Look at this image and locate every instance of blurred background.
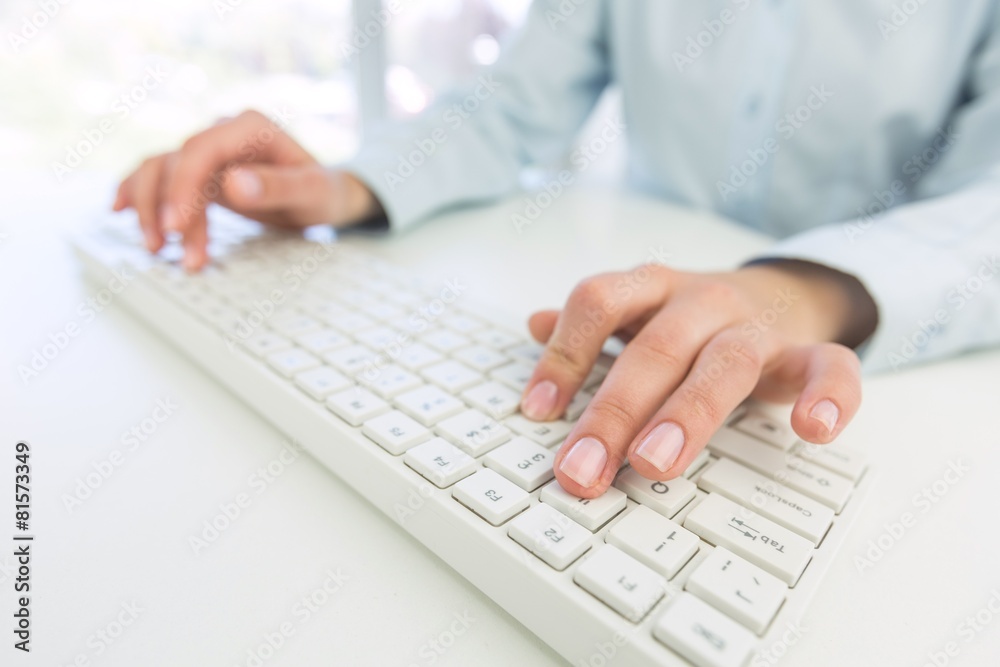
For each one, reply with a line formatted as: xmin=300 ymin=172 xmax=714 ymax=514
xmin=0 ymin=0 xmax=534 ymax=179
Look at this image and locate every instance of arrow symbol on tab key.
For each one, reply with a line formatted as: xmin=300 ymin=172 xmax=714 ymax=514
xmin=730 ymin=518 xmax=759 ymax=534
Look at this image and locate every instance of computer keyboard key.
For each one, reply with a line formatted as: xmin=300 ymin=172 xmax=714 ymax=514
xmin=483 ymin=436 xmax=555 ymax=491
xmin=395 ymin=343 xmax=444 ymax=371
xmin=683 ymin=493 xmax=812 ymax=586
xmin=295 ymin=328 xmax=351 ymax=354
xmin=327 ymin=311 xmax=376 ymax=334
xmin=461 ymin=381 xmax=522 ymax=419
xmin=615 ymin=468 xmax=697 ymax=519
xmin=564 ymin=390 xmax=592 ymax=422
xmin=573 ymin=545 xmax=666 ymax=623
xmin=359 ymin=364 xmax=423 ymax=399
xmin=697 ymin=458 xmax=833 ymax=545
xmin=489 ymin=361 xmax=535 ymax=392
xmin=606 ymin=506 xmax=699 ymax=579
xmin=508 ymin=503 xmax=592 ymax=570
xmin=324 ymin=344 xmax=382 ymax=376
xmin=293 ymin=366 xmax=353 ymax=400
xmin=734 ymin=412 xmax=799 ymax=451
xmin=420 ymin=360 xmax=483 ymax=393
xmin=793 ymin=441 xmax=868 ymax=482
xmin=326 ymin=387 xmax=390 ymax=426
xmin=683 ymin=449 xmax=712 ymax=479
xmin=653 ymin=592 xmax=757 ymax=667
xmin=421 ymin=328 xmax=472 ymax=353
xmin=354 ymin=325 xmax=404 ymax=350
xmin=266 ymin=348 xmax=321 ymax=377
xmin=453 ymin=469 xmax=530 ymax=526
xmin=268 ymin=314 xmax=323 ymax=337
xmin=241 ymin=331 xmax=293 ymax=357
xmin=473 ymin=328 xmax=521 ymax=350
xmin=362 ymin=410 xmax=431 ymax=456
xmin=404 ymin=437 xmax=478 ymax=488
xmin=504 ymin=414 xmax=572 ymax=448
xmin=685 ymin=547 xmax=787 ymax=635
xmin=707 ymin=427 xmax=853 ymax=512
xmin=441 ymin=313 xmax=485 ymax=334
xmin=434 ymin=409 xmax=512 ymax=457
xmin=506 ymin=342 xmax=544 ymax=363
xmin=394 ymin=384 xmax=465 ymax=426
xmin=452 ymin=345 xmax=510 ymax=373
xmin=539 ymin=480 xmax=626 ymax=532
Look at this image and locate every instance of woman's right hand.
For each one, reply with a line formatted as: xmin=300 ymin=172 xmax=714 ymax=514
xmin=113 ymin=109 xmax=381 ymax=271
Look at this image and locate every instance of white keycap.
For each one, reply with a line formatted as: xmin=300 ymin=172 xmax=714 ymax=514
xmin=508 ymin=503 xmax=592 ymax=570
xmin=354 ymin=325 xmax=403 ymax=350
xmin=539 ymin=480 xmax=626 ymax=531
xmin=653 ymin=592 xmax=757 ymax=667
xmin=565 ymin=391 xmax=592 ymax=421
xmin=461 ymin=381 xmax=522 ymax=419
xmin=573 ymin=545 xmax=666 ymax=622
xmin=422 ymin=328 xmax=472 ymax=353
xmin=707 ymin=428 xmax=853 ymax=512
xmin=326 ymin=387 xmax=390 ymax=426
xmin=473 ymin=328 xmax=522 ymax=349
xmin=793 ymin=441 xmax=868 ymax=482
xmin=453 ymin=345 xmax=510 ymax=372
xmin=683 ymin=449 xmax=712 ymax=479
xmin=327 ymin=311 xmax=376 ymax=333
xmin=504 ymin=415 xmax=572 ymax=448
xmin=441 ymin=313 xmax=484 ymax=334
xmin=241 ymin=331 xmax=292 ymax=357
xmin=404 ymin=437 xmax=478 ymax=488
xmin=266 ymin=348 xmax=320 ymax=377
xmin=453 ymin=469 xmax=530 ymax=526
xmin=361 ymin=301 xmax=404 ymax=321
xmin=362 ymin=410 xmax=431 ymax=456
xmin=606 ymin=506 xmax=700 ymax=579
xmin=697 ymin=458 xmax=834 ymax=545
xmin=293 ymin=366 xmax=353 ymax=400
xmin=324 ymin=344 xmax=382 ymax=376
xmin=685 ymin=547 xmax=787 ymax=635
xmin=735 ymin=411 xmax=799 ymax=451
xmin=420 ymin=360 xmax=483 ymax=393
xmin=489 ymin=361 xmax=535 ymax=392
xmin=507 ymin=342 xmax=544 ymax=362
xmin=295 ymin=328 xmax=350 ymax=354
xmin=394 ymin=384 xmax=465 ymax=426
xmin=359 ymin=364 xmax=423 ymax=399
xmin=483 ymin=436 xmax=555 ymax=491
xmin=683 ymin=493 xmax=813 ymax=586
xmin=434 ymin=409 xmax=512 ymax=457
xmin=395 ymin=342 xmax=444 ymax=371
xmin=269 ymin=314 xmax=323 ymax=337
xmin=615 ymin=468 xmax=697 ymax=519
xmin=582 ymin=363 xmax=610 ymax=390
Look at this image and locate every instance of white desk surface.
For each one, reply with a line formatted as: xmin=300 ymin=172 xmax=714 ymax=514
xmin=3 ymin=172 xmax=1000 ymax=666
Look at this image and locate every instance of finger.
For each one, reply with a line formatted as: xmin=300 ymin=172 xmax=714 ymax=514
xmin=181 ymin=211 xmax=209 ymax=272
xmin=552 ymin=289 xmax=738 ymax=497
xmin=527 ymin=310 xmax=560 ymax=343
xmin=218 ymin=164 xmax=339 ymax=225
xmin=162 ymin=109 xmax=306 ymax=234
xmin=627 ymin=327 xmax=764 ymax=480
xmin=113 ymin=178 xmax=130 ymax=211
xmin=130 ymin=156 xmax=168 ymax=253
xmin=763 ymin=343 xmax=862 ymax=443
xmin=520 ymin=265 xmax=677 ymax=422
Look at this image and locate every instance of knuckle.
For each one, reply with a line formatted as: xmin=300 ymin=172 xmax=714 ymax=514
xmin=570 ymin=276 xmax=613 ymax=312
xmin=238 ymin=108 xmax=266 ymax=123
xmin=692 ymin=280 xmax=742 ymax=308
xmin=681 ymin=380 xmax=725 ymax=426
xmin=723 ymin=338 xmax=762 ymax=373
xmin=541 ymin=340 xmax=592 ymax=377
xmin=585 ymin=396 xmax=640 ymax=433
xmin=631 ymin=330 xmax=688 ymax=371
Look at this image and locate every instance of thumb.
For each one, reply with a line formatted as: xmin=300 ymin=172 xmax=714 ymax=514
xmin=222 ymin=164 xmax=335 ymax=224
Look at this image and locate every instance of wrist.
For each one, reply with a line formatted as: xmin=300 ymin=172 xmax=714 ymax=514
xmin=327 ymin=171 xmax=385 ymax=227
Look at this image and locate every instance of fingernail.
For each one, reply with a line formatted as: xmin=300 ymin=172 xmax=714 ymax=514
xmin=233 ymin=168 xmax=262 ymax=199
xmin=558 ymin=437 xmax=607 ymax=489
xmin=809 ymin=399 xmax=839 ymax=435
xmin=634 ymin=421 xmax=685 ymax=473
xmin=521 ymin=380 xmax=558 ymax=420
xmin=161 ymin=204 xmax=181 ymax=233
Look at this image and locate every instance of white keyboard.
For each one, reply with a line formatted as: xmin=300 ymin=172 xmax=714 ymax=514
xmin=73 ymin=213 xmax=872 ymax=667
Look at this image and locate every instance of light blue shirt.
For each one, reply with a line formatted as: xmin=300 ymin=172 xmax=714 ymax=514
xmin=348 ymin=0 xmax=1000 ymax=373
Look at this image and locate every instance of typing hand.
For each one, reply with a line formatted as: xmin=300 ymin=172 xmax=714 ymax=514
xmin=519 ymin=261 xmax=876 ymax=498
xmin=113 ymin=109 xmax=380 ymax=271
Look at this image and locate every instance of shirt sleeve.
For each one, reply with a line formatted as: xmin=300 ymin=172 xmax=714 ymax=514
xmin=343 ymin=0 xmax=610 ymax=231
xmin=753 ymin=13 xmax=1000 ymax=374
